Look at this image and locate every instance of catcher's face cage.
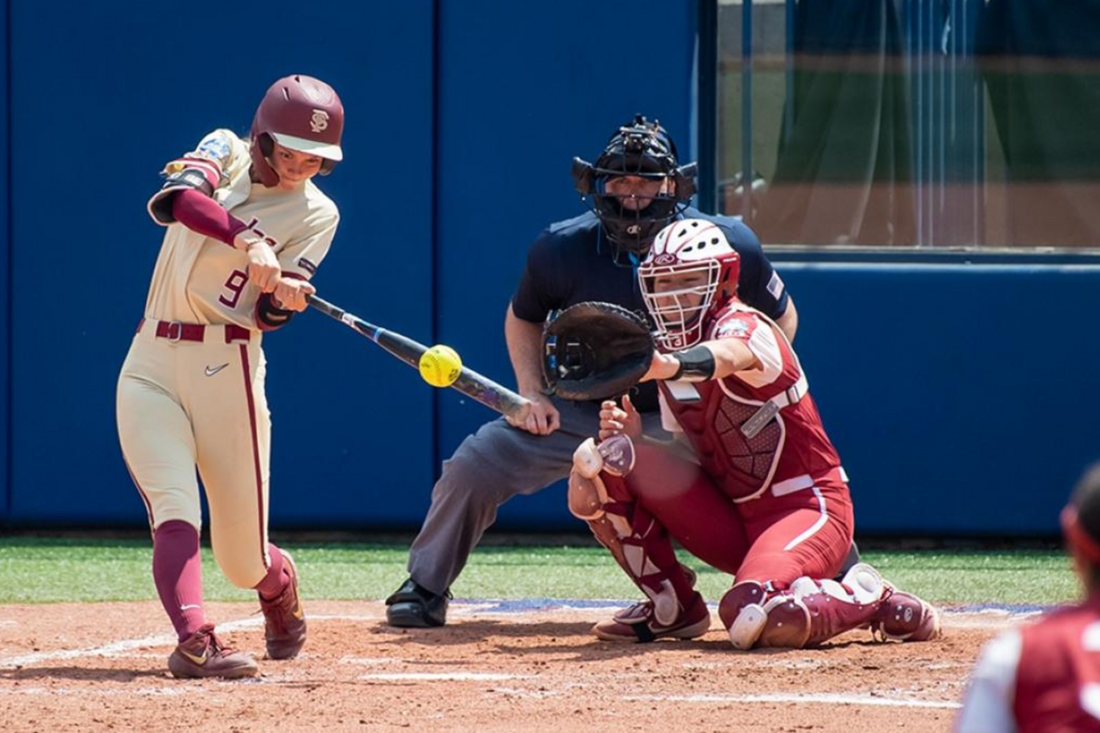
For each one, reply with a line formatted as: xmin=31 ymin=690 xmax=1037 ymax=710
xmin=639 ymin=260 xmax=721 ymax=350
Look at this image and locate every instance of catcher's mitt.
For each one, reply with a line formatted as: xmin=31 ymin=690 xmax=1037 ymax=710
xmin=542 ymin=301 xmax=655 ymax=401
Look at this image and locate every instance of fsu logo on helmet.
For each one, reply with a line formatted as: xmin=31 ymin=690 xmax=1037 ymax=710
xmin=310 ymin=109 xmax=330 ymax=133
xmin=652 ymin=253 xmax=678 ymax=266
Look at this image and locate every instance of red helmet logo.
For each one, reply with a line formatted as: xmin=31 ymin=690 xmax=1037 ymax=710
xmin=652 ymin=253 xmax=678 ymax=266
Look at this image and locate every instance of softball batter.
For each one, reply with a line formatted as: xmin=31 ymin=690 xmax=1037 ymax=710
xmin=117 ymin=75 xmax=343 ymax=678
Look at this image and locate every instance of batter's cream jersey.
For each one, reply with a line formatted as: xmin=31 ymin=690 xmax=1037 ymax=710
xmin=144 ymin=129 xmax=338 ymax=329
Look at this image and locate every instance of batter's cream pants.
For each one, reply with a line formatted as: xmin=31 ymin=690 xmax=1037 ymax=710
xmin=117 ymin=320 xmax=272 ymax=589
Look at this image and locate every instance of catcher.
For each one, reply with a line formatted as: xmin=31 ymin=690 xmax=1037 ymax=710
xmin=558 ymin=218 xmax=941 ymax=648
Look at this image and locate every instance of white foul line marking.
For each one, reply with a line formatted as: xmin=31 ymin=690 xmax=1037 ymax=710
xmin=626 ymin=692 xmax=961 ymax=709
xmin=361 ymin=673 xmax=535 ymax=682
xmin=0 ymin=613 xmax=380 ymax=669
xmin=0 ymin=632 xmax=177 ymax=668
xmin=0 ymin=605 xmax=1021 ymax=673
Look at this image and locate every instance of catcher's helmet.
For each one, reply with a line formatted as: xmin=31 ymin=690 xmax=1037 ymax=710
xmin=638 ymin=219 xmax=740 ymax=350
xmin=250 ymin=74 xmax=344 ymax=187
xmin=572 ymin=115 xmax=697 ymax=255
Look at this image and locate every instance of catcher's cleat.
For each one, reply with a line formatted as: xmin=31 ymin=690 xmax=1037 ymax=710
xmin=260 ymin=551 xmax=307 ymax=660
xmin=385 ymin=578 xmax=451 ymax=628
xmin=594 ymin=592 xmax=711 ymax=643
xmin=168 ymin=624 xmax=259 ymax=679
xmin=871 ymin=590 xmax=942 ymax=642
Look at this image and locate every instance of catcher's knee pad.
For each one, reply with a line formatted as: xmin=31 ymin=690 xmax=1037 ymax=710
xmin=718 ymin=581 xmax=769 ymax=650
xmin=597 ymin=434 xmax=636 ymax=477
xmin=572 ymin=435 xmax=636 ymax=480
xmin=569 ymin=436 xmax=636 ymax=523
xmin=568 ymin=469 xmax=609 ymax=521
xmin=572 ymin=437 xmax=604 ymax=480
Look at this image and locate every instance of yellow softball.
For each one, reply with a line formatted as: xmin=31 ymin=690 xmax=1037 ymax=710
xmin=419 ymin=345 xmax=462 ymax=388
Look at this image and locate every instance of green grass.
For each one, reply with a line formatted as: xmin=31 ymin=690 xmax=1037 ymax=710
xmin=0 ymin=537 xmax=1079 ymax=606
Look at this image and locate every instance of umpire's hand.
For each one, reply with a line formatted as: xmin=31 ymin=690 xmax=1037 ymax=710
xmin=507 ymin=391 xmax=561 ymax=436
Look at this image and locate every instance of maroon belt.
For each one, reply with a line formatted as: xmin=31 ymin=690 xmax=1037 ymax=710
xmin=138 ymin=318 xmax=251 ymax=344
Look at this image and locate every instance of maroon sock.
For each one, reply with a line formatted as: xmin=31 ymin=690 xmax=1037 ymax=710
xmin=254 ymin=543 xmax=288 ymax=601
xmin=152 ymin=520 xmax=205 ymax=643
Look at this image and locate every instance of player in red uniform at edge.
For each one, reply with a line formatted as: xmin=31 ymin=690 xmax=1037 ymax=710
xmin=568 ymin=218 xmax=941 ymax=648
xmin=956 ymin=463 xmax=1100 ymax=733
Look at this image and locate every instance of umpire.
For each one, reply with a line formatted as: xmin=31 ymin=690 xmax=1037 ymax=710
xmin=385 ymin=115 xmax=799 ymax=627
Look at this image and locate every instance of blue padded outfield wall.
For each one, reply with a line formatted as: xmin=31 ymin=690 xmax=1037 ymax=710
xmin=0 ymin=0 xmax=1096 ymax=535
xmin=0 ymin=0 xmax=8 ymax=524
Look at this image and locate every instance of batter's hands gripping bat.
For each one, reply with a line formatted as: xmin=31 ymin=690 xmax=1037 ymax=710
xmin=306 ymin=294 xmax=532 ymax=423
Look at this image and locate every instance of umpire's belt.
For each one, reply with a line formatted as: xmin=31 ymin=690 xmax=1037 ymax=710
xmin=740 ymin=373 xmax=809 ymax=439
xmin=138 ymin=318 xmax=251 ymax=344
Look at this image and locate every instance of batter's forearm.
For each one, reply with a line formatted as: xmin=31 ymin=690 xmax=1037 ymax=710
xmin=505 ymin=304 xmax=548 ymax=395
xmin=171 ymin=189 xmax=250 ymax=246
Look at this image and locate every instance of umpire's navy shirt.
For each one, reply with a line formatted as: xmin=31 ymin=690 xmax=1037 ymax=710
xmin=512 ymin=208 xmax=789 ymax=411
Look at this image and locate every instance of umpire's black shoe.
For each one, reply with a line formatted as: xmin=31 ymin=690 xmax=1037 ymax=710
xmin=385 ymin=578 xmax=451 ymax=628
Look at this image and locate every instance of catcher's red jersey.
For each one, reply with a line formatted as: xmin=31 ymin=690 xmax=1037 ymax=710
xmin=658 ymin=302 xmax=842 ymax=502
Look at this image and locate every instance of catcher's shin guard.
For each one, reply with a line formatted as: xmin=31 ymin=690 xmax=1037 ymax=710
xmin=755 ymin=563 xmax=888 ymax=649
xmin=718 ymin=581 xmax=769 ymax=650
xmin=871 ymin=590 xmax=941 ymax=642
xmin=571 ymin=437 xmax=696 ymax=627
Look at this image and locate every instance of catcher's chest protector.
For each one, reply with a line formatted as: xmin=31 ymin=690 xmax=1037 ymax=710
xmin=661 ymin=380 xmax=784 ymax=502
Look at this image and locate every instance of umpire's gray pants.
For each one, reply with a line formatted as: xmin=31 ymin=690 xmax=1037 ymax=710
xmin=407 ymin=398 xmax=665 ymax=595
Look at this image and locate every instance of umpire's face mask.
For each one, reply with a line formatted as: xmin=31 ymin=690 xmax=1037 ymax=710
xmin=603 ymin=175 xmax=675 ymax=212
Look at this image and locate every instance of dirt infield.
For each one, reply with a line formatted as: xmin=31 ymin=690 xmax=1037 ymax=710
xmin=0 ymin=599 xmax=1015 ymax=733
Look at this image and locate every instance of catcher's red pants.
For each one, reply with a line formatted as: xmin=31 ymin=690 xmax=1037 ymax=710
xmin=603 ymin=442 xmax=853 ymax=592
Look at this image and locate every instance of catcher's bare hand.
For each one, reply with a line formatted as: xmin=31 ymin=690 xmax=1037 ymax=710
xmin=599 ymin=394 xmax=642 ymax=441
xmin=508 ymin=391 xmax=561 ymax=436
xmin=273 ymin=278 xmax=316 ymax=312
xmin=244 ymin=241 xmax=281 ymax=293
xmin=640 ymin=350 xmax=680 ymax=382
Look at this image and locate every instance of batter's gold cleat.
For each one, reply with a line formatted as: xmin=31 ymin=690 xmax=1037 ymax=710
xmin=167 ymin=625 xmax=258 ymax=679
xmin=260 ymin=551 xmax=307 ymax=660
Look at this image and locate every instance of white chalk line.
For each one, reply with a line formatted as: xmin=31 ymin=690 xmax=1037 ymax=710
xmin=361 ymin=672 xmax=535 ymax=681
xmin=0 ymin=613 xmax=380 ymax=669
xmin=624 ymin=692 xmax=962 ymax=709
xmin=0 ymin=605 xmax=1010 ymax=672
xmin=0 ymin=608 xmax=969 ymax=712
xmin=0 ymin=685 xmax=190 ymax=697
xmin=339 ymin=656 xmax=400 ymax=666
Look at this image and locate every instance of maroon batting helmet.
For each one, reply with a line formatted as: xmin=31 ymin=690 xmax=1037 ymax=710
xmin=250 ymin=74 xmax=344 ymax=187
